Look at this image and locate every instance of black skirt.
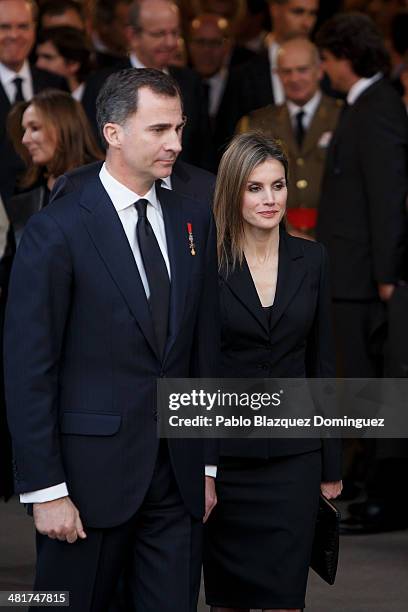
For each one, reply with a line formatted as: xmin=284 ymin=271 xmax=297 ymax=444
xmin=203 ymin=450 xmax=321 ymax=609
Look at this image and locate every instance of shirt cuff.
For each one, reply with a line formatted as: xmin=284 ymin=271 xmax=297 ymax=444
xmin=20 ymin=482 xmax=69 ymax=504
xmin=205 ymin=465 xmax=217 ymax=478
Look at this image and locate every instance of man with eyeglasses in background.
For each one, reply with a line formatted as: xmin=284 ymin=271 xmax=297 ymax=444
xmin=187 ymin=13 xmax=236 ymax=163
xmin=82 ymin=0 xmax=213 ymax=170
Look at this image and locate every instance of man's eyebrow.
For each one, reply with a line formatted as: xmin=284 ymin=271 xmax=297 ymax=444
xmin=148 ymin=122 xmax=172 ymax=129
xmin=147 ymin=120 xmax=186 ymax=129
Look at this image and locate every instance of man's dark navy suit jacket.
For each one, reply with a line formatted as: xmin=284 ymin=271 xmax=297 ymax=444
xmin=4 ymin=165 xmax=219 ymax=528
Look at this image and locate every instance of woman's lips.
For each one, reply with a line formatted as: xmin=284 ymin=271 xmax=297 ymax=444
xmin=258 ymin=210 xmax=279 ymax=217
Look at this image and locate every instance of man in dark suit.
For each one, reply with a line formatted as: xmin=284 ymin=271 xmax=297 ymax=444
xmin=187 ymin=13 xmax=255 ymax=164
xmin=82 ymin=0 xmax=213 ymax=170
xmin=216 ymin=0 xmax=320 ymax=148
xmin=5 ymin=68 xmax=219 ymax=610
xmin=89 ymin=0 xmax=133 ymax=69
xmin=0 ymin=0 xmax=68 ymax=205
xmin=0 ymin=0 xmax=67 ymax=502
xmin=316 ymin=13 xmax=408 ymax=532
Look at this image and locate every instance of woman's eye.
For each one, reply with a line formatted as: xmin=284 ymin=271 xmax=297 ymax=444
xmin=248 ymin=185 xmax=261 ymax=192
xmin=273 ymin=182 xmax=286 ymax=191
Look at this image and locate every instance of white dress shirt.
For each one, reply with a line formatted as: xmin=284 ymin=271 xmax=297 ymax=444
xmin=129 ymin=53 xmax=146 ymax=69
xmin=347 ymin=72 xmax=382 ymax=105
xmin=0 ymin=194 xmax=10 ymax=258
xmin=205 ymin=67 xmax=228 ymax=118
xmin=267 ymin=41 xmax=285 ymax=105
xmin=129 ymin=53 xmax=169 ymax=75
xmin=0 ymin=60 xmax=33 ymax=103
xmin=100 ymin=163 xmax=171 ymax=294
xmin=20 ymin=164 xmax=215 ymax=503
xmin=286 ymin=90 xmax=322 ymax=132
xmin=71 ymin=82 xmax=85 ymax=102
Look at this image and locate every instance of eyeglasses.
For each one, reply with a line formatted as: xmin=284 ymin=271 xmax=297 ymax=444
xmin=140 ymin=28 xmax=181 ymax=41
xmin=190 ymin=38 xmax=226 ymax=49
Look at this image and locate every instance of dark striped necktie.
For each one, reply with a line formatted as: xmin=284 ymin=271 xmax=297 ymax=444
xmin=135 ymin=198 xmax=170 ymax=358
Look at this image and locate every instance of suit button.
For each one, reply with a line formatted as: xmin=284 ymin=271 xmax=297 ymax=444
xmin=159 ymin=372 xmax=166 ymax=378
xmin=153 ymin=409 xmax=158 ymax=422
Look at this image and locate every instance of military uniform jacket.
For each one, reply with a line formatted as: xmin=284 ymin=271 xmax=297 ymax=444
xmin=239 ymin=94 xmax=342 ymax=212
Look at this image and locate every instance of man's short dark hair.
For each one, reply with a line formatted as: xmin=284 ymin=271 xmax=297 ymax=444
xmin=96 ymin=68 xmax=182 ymax=146
xmin=40 ymin=0 xmax=84 ymax=22
xmin=37 ymin=26 xmax=92 ymax=82
xmin=315 ymin=12 xmax=390 ymax=78
xmin=93 ymin=0 xmax=133 ymax=26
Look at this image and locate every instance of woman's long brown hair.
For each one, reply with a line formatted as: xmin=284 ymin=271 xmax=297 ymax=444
xmin=214 ymin=131 xmax=289 ymax=272
xmin=7 ymin=88 xmax=103 ymax=189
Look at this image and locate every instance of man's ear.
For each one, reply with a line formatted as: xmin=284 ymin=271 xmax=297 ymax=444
xmin=66 ymin=60 xmax=81 ymax=78
xmin=103 ymin=122 xmax=123 ymax=148
xmin=125 ymin=24 xmax=137 ymax=49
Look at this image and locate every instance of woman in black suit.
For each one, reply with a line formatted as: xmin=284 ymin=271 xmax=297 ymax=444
xmin=204 ymin=133 xmax=342 ymax=612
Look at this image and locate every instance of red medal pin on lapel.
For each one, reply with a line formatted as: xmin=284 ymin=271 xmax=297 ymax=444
xmin=187 ymin=222 xmax=196 ymax=256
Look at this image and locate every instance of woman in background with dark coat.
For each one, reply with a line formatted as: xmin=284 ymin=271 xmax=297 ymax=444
xmin=204 ymin=132 xmax=342 ymax=612
xmin=6 ymin=88 xmax=102 ymax=244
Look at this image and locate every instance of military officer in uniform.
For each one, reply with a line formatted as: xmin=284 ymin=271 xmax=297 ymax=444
xmin=237 ymin=37 xmax=341 ymax=239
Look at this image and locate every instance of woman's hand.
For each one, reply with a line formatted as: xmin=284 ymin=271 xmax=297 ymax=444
xmin=320 ymin=480 xmax=343 ymax=499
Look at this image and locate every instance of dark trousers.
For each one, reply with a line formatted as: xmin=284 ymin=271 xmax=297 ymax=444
xmin=331 ymin=300 xmax=408 ymax=504
xmin=332 ymin=301 xmax=386 ymax=487
xmin=32 ymin=444 xmax=202 ymax=612
xmin=332 ymin=300 xmax=386 ymax=378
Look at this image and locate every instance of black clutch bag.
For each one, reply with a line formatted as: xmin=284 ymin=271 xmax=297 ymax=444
xmin=310 ymin=495 xmax=341 ymax=585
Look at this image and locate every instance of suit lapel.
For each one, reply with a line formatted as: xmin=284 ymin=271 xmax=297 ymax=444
xmin=0 ymin=82 xmax=11 ymax=116
xmin=223 ymin=229 xmax=307 ymax=336
xmin=0 ymin=83 xmax=11 ymax=132
xmin=157 ymin=184 xmax=192 ymax=360
xmin=79 ymin=174 xmax=160 ymax=359
xmin=171 ymin=161 xmax=190 ymax=196
xmin=278 ymin=105 xmax=299 ymax=153
xmin=222 ymin=256 xmax=270 ymax=336
xmin=268 ymin=229 xmax=306 ymax=333
xmin=301 ymin=99 xmax=327 ymax=155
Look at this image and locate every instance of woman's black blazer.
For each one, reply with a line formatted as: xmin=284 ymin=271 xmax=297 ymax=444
xmin=218 ymin=228 xmax=342 ymax=481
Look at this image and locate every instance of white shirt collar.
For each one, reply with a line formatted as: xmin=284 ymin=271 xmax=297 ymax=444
xmin=71 ymin=82 xmax=85 ymax=102
xmin=347 ymin=72 xmax=382 ymax=105
xmin=161 ymin=175 xmax=172 ymax=190
xmin=91 ymin=33 xmax=110 ymax=54
xmin=0 ymin=59 xmax=31 ymax=86
xmin=205 ymin=67 xmax=228 ymax=116
xmin=99 ymin=162 xmax=161 ymax=212
xmin=206 ymin=66 xmax=228 ymax=87
xmin=267 ymin=40 xmax=280 ymax=69
xmin=286 ymin=90 xmax=322 ymax=121
xmin=129 ymin=53 xmax=146 ymax=69
xmin=266 ymin=40 xmax=285 ymax=105
xmin=129 ymin=52 xmax=169 ymax=74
